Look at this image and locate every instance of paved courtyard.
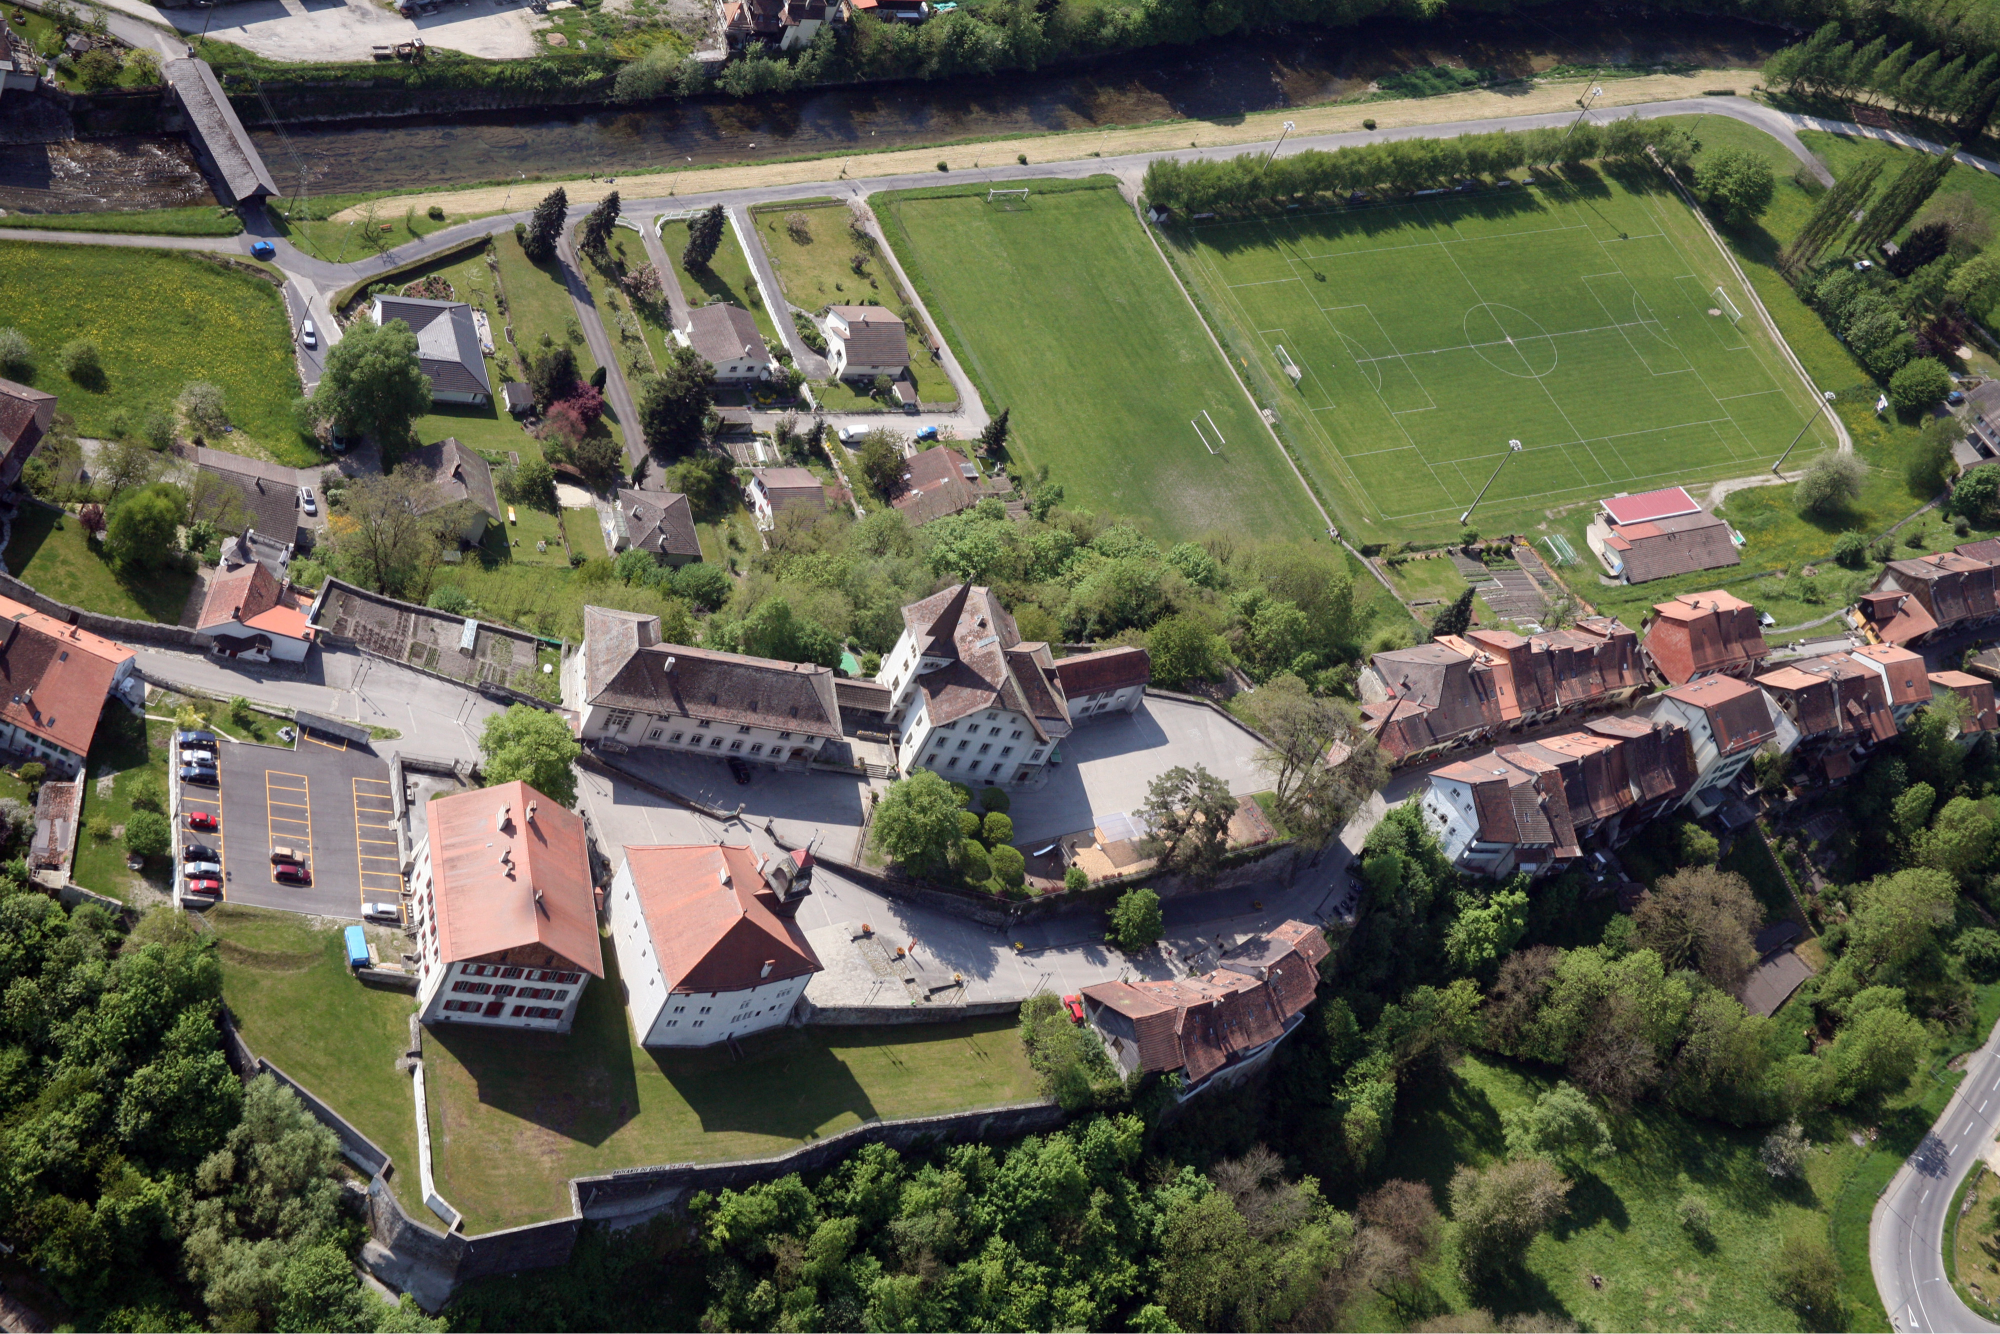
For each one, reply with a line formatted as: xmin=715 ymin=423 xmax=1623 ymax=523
xmin=214 ymin=735 xmax=397 ymax=920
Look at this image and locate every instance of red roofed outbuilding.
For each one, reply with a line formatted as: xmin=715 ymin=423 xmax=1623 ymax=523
xmin=412 ymin=781 xmax=602 ymax=1033
xmin=607 ymin=843 xmax=822 ymax=1047
xmin=1053 ymin=646 xmax=1151 ymax=722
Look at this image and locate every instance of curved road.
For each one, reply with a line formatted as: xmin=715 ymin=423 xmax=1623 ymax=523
xmin=1874 ymin=1023 xmax=2000 ymax=1333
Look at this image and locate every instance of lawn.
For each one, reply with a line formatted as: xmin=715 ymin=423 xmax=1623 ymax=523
xmin=210 ymin=904 xmax=421 ymax=1197
xmin=272 ymin=193 xmax=500 ymax=266
xmin=72 ymin=710 xmax=172 ymax=904
xmin=5 ymin=502 xmax=193 ymax=624
xmin=487 ymin=503 xmax=570 ymax=567
xmin=1165 ymin=162 xmax=1836 ymax=545
xmin=1952 ymin=1165 xmax=2000 ymax=1319
xmin=490 ymin=230 xmax=625 ymax=452
xmin=572 ymin=221 xmax=671 ymax=379
xmin=424 ymin=934 xmax=1041 ymax=1233
xmin=877 ymin=177 xmax=1325 ymax=541
xmin=656 ymin=214 xmax=780 ymax=346
xmin=754 ymin=199 xmax=908 ymax=315
xmin=0 ymin=241 xmax=303 ymax=459
xmin=562 ymin=505 xmax=607 ymax=559
xmin=0 ymin=206 xmax=242 ymax=237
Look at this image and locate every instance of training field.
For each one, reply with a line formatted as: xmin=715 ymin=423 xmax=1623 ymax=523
xmin=1169 ymin=170 xmax=1838 ymax=538
xmin=875 ymin=180 xmax=1326 ymax=540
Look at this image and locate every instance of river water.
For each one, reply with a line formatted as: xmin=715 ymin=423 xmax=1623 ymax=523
xmin=3 ymin=12 xmax=1789 ymax=211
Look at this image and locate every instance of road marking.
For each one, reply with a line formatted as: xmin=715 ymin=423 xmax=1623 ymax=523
xmin=1923 ymin=1188 xmax=1930 ymax=1202
xmin=266 ymin=769 xmax=312 ymax=886
xmin=1980 ymin=1101 xmax=1987 ymax=1113
xmin=354 ymin=776 xmax=402 ymax=914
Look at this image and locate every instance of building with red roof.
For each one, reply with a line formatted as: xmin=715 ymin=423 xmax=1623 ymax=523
xmin=0 ymin=594 xmax=136 ymax=776
xmin=0 ymin=378 xmax=56 ymax=495
xmin=1589 ymin=487 xmax=1742 ymax=584
xmin=1643 ymin=675 xmax=1797 ymax=815
xmin=411 ymin=781 xmax=602 ymax=1033
xmin=607 ymin=843 xmax=821 ymax=1047
xmin=1929 ymin=671 xmax=2000 ymax=747
xmin=1052 ymin=646 xmax=1151 ymax=722
xmin=1641 ymin=590 xmax=1768 ymax=685
xmin=1081 ymin=921 xmax=1326 ymax=1098
xmin=195 ymin=562 xmax=315 ymax=664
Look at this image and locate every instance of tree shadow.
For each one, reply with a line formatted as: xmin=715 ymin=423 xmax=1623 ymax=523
xmin=1550 ymin=1166 xmax=1631 ymax=1238
xmin=653 ymin=1024 xmax=883 ymax=1139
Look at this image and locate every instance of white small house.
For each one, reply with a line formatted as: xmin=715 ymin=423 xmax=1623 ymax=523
xmin=822 ymin=304 xmax=909 ymax=381
xmin=607 ymin=843 xmax=822 ymax=1047
xmin=675 ymin=303 xmax=774 ymax=383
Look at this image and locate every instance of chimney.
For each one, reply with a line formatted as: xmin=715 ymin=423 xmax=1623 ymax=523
xmin=760 ymin=960 xmax=774 ymax=979
xmin=527 ymin=801 xmax=538 ymax=822
xmin=665 ymin=655 xmax=676 ymax=673
xmin=497 ymin=805 xmax=510 ymax=831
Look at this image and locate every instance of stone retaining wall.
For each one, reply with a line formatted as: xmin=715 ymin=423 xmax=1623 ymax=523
xmin=801 ymin=999 xmax=1021 ymax=1026
xmin=0 ymin=566 xmax=210 ymax=650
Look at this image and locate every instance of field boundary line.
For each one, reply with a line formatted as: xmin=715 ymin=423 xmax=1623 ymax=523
xmin=1130 ymin=195 xmax=1337 ymax=535
xmin=1647 ymin=148 xmax=1851 ymax=455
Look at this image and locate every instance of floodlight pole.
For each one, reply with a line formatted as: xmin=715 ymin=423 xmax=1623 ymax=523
xmin=1264 ymin=121 xmax=1297 ymax=170
xmin=1563 ymin=78 xmax=1605 ymax=139
xmin=1459 ymin=440 xmax=1523 ymax=527
xmin=1773 ymin=391 xmax=1839 ymax=475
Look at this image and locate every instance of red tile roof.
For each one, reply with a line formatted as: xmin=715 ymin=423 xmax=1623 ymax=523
xmin=1643 ymin=591 xmax=1767 ymax=684
xmin=1850 ymin=643 xmax=1930 ymax=706
xmin=622 ymin=844 xmax=821 ymax=994
xmin=1602 ymin=486 xmax=1701 ymax=525
xmin=427 ymin=781 xmax=602 ymax=977
xmin=0 ymin=596 xmax=133 ymax=758
xmin=198 ymin=562 xmax=282 ymax=633
xmin=1662 ymin=675 xmax=1777 ymax=755
xmin=1054 ymin=646 xmax=1152 ymax=696
xmin=1931 ymin=671 xmax=2000 ymax=735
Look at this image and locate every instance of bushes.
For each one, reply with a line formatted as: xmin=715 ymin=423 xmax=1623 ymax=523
xmin=1890 ymin=356 xmax=1953 ymax=412
xmin=1794 ymin=452 xmax=1868 ymax=515
xmin=1018 ymin=991 xmax=1120 ymax=1111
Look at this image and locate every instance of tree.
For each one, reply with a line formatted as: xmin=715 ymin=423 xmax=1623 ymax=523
xmin=59 ymin=338 xmax=102 ymax=387
xmin=1501 ymin=1081 xmax=1614 ymax=1163
xmin=1890 ymin=356 xmax=1953 ymax=412
xmin=524 ymin=186 xmax=568 ymax=263
xmin=978 ymin=407 xmax=1010 ymax=454
xmin=478 ymin=704 xmax=581 ymax=807
xmin=99 ymin=433 xmax=160 ymax=495
xmin=1912 ymin=415 xmax=1963 ymax=494
xmin=1824 ymin=992 xmax=1929 ymax=1101
xmin=1773 ymin=1233 xmax=1845 ymax=1327
xmin=1760 ymin=1120 xmax=1809 ymax=1177
xmin=982 ymin=810 xmax=1014 ymax=845
xmin=855 ymin=429 xmax=904 ymax=501
xmin=334 ymin=464 xmax=449 ymax=598
xmin=527 ymin=344 xmax=581 ymax=410
xmin=1148 ymin=614 xmax=1224 ymax=689
xmin=1795 ymin=451 xmax=1867 ymax=515
xmin=123 ymin=809 xmax=170 ymax=861
xmin=1444 ymin=881 xmax=1530 ymax=974
xmin=309 ymin=318 xmax=432 ymax=447
xmin=1632 ymin=865 xmax=1762 ymax=991
xmin=1110 ymin=887 xmax=1164 ymax=952
xmin=640 ymin=347 xmax=716 ymax=458
xmin=1449 ymin=1157 xmax=1570 ymax=1280
xmin=580 ymin=190 xmax=621 ymax=258
xmin=1064 ymin=865 xmax=1089 ymax=893
xmin=0 ymin=326 xmax=31 ymax=376
xmin=1949 ymin=253 xmax=2000 ymax=314
xmin=1430 ymin=586 xmax=1475 ymax=638
xmin=1693 ymin=147 xmax=1776 ymax=225
xmin=672 ymin=560 xmax=732 ymax=611
xmin=683 ymin=203 xmax=726 ymax=272
xmin=177 ymin=380 xmax=229 ymax=437
xmin=106 ymin=482 xmax=187 ymax=570
xmin=990 ymin=843 xmax=1026 ymax=889
xmin=724 ymin=597 xmax=840 ymax=667
xmin=1913 ymin=794 xmax=1998 ymax=884
xmin=511 ymin=456 xmax=557 ymax=511
xmin=1955 ymin=463 xmax=2000 ymax=521
xmin=871 ymin=770 xmax=967 ymax=877
xmin=1136 ymin=764 xmax=1238 ymax=886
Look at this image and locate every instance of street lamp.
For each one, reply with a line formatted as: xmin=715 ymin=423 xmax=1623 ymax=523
xmin=1460 ymin=439 xmax=1523 ymax=526
xmin=501 ymin=171 xmax=525 ymax=214
xmin=1773 ymin=390 xmax=1839 ymax=475
xmin=1264 ymin=121 xmax=1297 ymax=170
xmin=1563 ymin=80 xmax=1605 ymax=139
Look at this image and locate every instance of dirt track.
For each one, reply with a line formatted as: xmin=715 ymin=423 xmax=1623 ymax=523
xmin=330 ymin=68 xmax=1758 ymax=222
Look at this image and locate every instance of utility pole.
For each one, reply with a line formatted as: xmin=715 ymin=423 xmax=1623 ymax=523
xmin=1563 ymin=77 xmax=1605 ymax=139
xmin=1460 ymin=439 xmax=1523 ymax=527
xmin=1773 ymin=390 xmax=1839 ymax=475
xmin=1263 ymin=121 xmax=1297 ymax=170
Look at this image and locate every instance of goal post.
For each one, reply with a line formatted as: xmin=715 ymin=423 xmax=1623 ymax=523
xmin=1274 ymin=344 xmax=1302 ymax=386
xmin=1714 ymin=285 xmax=1743 ymax=324
xmin=986 ymin=188 xmax=1031 ymax=211
xmin=1191 ymin=418 xmax=1219 ymax=455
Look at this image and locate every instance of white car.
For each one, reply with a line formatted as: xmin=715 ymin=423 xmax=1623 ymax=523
xmin=301 ymin=319 xmax=317 ymax=347
xmin=185 ymin=860 xmax=221 ymax=879
xmin=178 ymin=748 xmax=215 ymax=766
xmin=362 ymin=901 xmax=403 ymax=925
xmin=299 ymin=486 xmax=317 ymax=516
xmin=838 ymin=425 xmax=868 ymax=444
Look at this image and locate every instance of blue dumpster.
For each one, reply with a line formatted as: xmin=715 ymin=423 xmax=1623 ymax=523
xmin=344 ymin=925 xmax=370 ymax=970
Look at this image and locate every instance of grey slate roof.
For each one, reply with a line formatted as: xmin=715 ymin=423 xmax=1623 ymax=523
xmin=371 ymin=296 xmax=493 ymax=400
xmin=682 ymin=304 xmax=773 ymax=370
xmin=163 ymin=59 xmax=279 ymax=203
xmin=199 ymin=463 xmax=300 ymax=546
xmin=827 ymin=305 xmax=909 ymax=369
xmin=615 ymin=489 xmax=700 ymax=561
xmin=407 ymin=437 xmax=499 ymax=521
xmin=581 ymin=605 xmax=842 ymax=739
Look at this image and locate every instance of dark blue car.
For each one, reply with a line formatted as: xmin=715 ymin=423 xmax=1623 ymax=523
xmin=179 ymin=764 xmax=218 ymax=786
xmin=250 ymin=241 xmax=275 ymax=260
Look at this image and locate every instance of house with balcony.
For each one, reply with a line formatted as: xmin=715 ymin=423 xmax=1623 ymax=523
xmin=1753 ymin=654 xmax=1898 ymax=784
xmin=1642 ymin=675 xmax=1796 ymax=815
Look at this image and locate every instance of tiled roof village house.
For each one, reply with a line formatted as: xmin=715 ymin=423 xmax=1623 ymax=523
xmin=1642 ymin=675 xmax=1795 ymax=817
xmin=194 ymin=562 xmax=315 ymax=665
xmin=1588 ymin=486 xmax=1743 ymax=584
xmin=1928 ymin=670 xmax=2000 ymax=748
xmin=1854 ymin=541 xmax=2000 ymax=646
xmin=563 ymin=606 xmax=842 ymax=766
xmin=611 ymin=489 xmax=702 ymax=566
xmin=410 ymin=782 xmax=602 ymax=1033
xmin=1641 ymin=591 xmax=1768 ymax=686
xmin=822 ymin=305 xmax=909 ymax=382
xmin=746 ymin=467 xmax=826 ymax=532
xmin=1754 ymin=654 xmax=1898 ymax=784
xmin=1357 ymin=619 xmax=1647 ymax=767
xmin=0 ymin=596 xmax=136 ymax=777
xmin=407 ymin=437 xmax=500 ymax=546
xmin=721 ymin=0 xmax=824 ymax=48
xmin=675 ymin=303 xmax=775 ymax=382
xmin=892 ymin=446 xmax=1012 ymax=527
xmin=0 ymin=378 xmax=56 ymax=495
xmin=1053 ymin=646 xmax=1151 ymax=723
xmin=369 ymin=295 xmax=493 ymax=406
xmin=1081 ymin=921 xmax=1327 ymax=1100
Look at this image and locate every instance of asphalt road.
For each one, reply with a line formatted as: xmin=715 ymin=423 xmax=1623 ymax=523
xmin=1874 ymin=1021 xmax=2000 ymax=1333
xmin=554 ymin=228 xmax=646 ymax=464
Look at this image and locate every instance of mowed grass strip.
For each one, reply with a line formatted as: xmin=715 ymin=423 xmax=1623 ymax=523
xmin=875 ymin=178 xmax=1326 ymax=541
xmin=0 ymin=242 xmax=302 ymax=458
xmin=1168 ymin=166 xmax=1836 ymax=542
xmin=425 ymin=936 xmax=1040 ymax=1232
xmin=4 ymin=501 xmax=194 ymax=624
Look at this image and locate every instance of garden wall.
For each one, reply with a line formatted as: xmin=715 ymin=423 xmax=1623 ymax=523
xmin=0 ymin=567 xmax=210 ymax=650
xmin=801 ymin=999 xmax=1021 ymax=1026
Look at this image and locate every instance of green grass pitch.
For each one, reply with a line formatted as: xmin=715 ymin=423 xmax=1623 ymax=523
xmin=875 ymin=180 xmax=1328 ymax=541
xmin=1168 ymin=168 xmax=1840 ymax=540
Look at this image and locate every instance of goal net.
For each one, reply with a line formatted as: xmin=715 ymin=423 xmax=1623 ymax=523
xmin=986 ymin=188 xmax=1031 ymax=211
xmin=1274 ymin=344 xmax=1303 ymax=386
xmin=1190 ymin=418 xmax=1219 ymax=455
xmin=1713 ymin=286 xmax=1743 ymax=324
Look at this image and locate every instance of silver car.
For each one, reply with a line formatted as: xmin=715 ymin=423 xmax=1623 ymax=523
xmin=185 ymin=860 xmax=221 ymax=878
xmin=299 ymin=486 xmax=317 ymax=516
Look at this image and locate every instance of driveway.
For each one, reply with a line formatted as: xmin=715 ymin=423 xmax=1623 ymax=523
xmin=213 ymin=735 xmax=396 ymax=920
xmin=1007 ymin=697 xmax=1269 ymax=844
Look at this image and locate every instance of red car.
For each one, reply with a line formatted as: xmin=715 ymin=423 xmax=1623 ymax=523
xmin=1062 ymin=994 xmax=1084 ymax=1024
xmin=273 ymin=865 xmax=311 ymax=886
xmin=185 ymin=876 xmax=222 ymax=896
xmin=186 ymin=811 xmax=218 ymax=832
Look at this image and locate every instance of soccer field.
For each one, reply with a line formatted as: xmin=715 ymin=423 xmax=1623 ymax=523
xmin=1170 ymin=171 xmax=1839 ymax=538
xmin=875 ymin=180 xmax=1327 ymax=540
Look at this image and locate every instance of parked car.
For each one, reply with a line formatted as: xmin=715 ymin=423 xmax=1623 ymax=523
xmin=178 ymin=748 xmax=216 ymax=766
xmin=727 ymin=756 xmax=753 ymax=785
xmin=185 ymin=876 xmax=223 ymax=896
xmin=362 ymin=901 xmax=402 ymax=925
xmin=915 ymin=426 xmax=940 ymax=442
xmin=249 ymin=240 xmax=275 ymax=260
xmin=175 ymin=730 xmax=216 ymax=749
xmin=1062 ymin=994 xmax=1085 ymax=1024
xmin=182 ymin=843 xmax=217 ymax=863
xmin=300 ymin=319 xmax=317 ymax=348
xmin=299 ymin=486 xmax=317 ymax=516
xmin=270 ymin=846 xmax=305 ymax=865
xmin=838 ymin=425 xmax=868 ymax=444
xmin=273 ymin=864 xmax=311 ymax=886
xmin=179 ymin=765 xmax=218 ymax=785
xmin=186 ymin=811 xmax=218 ymax=832
xmin=185 ymin=860 xmax=221 ymax=879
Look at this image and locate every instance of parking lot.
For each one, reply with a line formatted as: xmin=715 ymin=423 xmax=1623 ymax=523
xmin=206 ymin=732 xmax=401 ymax=920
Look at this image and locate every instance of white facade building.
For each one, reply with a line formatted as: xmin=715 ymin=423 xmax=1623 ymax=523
xmin=1643 ymin=675 xmax=1798 ymax=816
xmin=606 ymin=843 xmax=822 ymax=1048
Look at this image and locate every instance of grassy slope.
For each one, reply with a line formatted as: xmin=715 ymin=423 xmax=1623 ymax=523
xmin=211 ymin=905 xmax=421 ymax=1195
xmin=657 ymin=216 xmax=781 ymax=345
xmin=0 ymin=242 xmax=303 ymax=458
xmin=425 ymin=934 xmax=1039 ymax=1232
xmin=489 ymin=230 xmax=624 ymax=451
xmin=5 ymin=503 xmax=193 ymax=624
xmin=73 ymin=711 xmax=173 ymax=903
xmin=876 ymin=178 xmax=1326 ymax=542
xmin=0 ymin=207 xmax=243 ymax=237
xmin=387 ymin=240 xmax=546 ymax=463
xmin=572 ymin=222 xmax=671 ymax=378
xmin=754 ymin=201 xmax=894 ymax=313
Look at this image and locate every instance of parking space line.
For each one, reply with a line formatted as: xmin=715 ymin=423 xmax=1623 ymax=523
xmin=267 ymin=769 xmax=312 ymax=888
xmin=353 ymin=776 xmax=402 ymax=914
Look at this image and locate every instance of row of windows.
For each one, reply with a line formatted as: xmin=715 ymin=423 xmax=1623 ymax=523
xmin=459 ymin=965 xmax=580 ymax=984
xmin=612 ymin=709 xmax=800 ymax=742
xmin=657 ymin=732 xmax=779 ymax=755
xmin=517 ymin=987 xmax=568 ymax=1002
xmin=662 ymin=1018 xmax=704 ymax=1028
xmin=441 ymin=1000 xmax=566 ymax=1020
xmin=442 ymin=999 xmax=484 ymax=1012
